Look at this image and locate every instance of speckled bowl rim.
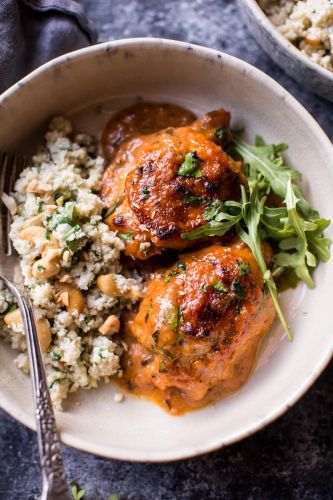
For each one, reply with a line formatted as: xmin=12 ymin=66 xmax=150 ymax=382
xmin=0 ymin=38 xmax=333 ymax=462
xmin=241 ymin=0 xmax=333 ymax=82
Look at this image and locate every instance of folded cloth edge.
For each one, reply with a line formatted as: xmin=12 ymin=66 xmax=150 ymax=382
xmin=20 ymin=0 xmax=98 ymax=43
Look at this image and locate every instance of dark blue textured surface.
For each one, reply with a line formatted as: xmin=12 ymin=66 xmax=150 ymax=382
xmin=1 ymin=1 xmax=333 ymax=498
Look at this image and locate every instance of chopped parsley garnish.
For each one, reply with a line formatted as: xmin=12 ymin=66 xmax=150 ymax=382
xmin=177 ymin=151 xmax=203 ymax=178
xmin=51 ymin=352 xmax=61 ymax=361
xmin=119 ymin=232 xmax=133 ymax=240
xmin=164 ymin=306 xmax=182 ymax=333
xmin=212 ymin=280 xmax=228 ymax=293
xmin=5 ymin=303 xmax=18 ymax=314
xmin=141 ymin=187 xmax=150 ymax=200
xmin=54 ymin=187 xmax=72 ymax=202
xmin=103 ymin=197 xmax=122 ymax=219
xmin=215 ymin=127 xmax=228 ymax=142
xmin=49 ymin=379 xmax=60 ymax=389
xmin=37 ymin=265 xmax=46 ymax=272
xmin=165 ymin=261 xmax=187 ymax=282
xmin=45 ymin=229 xmax=51 ymax=241
xmin=58 ymin=202 xmax=77 ymax=225
xmin=231 ymin=279 xmax=245 ymax=302
xmin=65 ymin=225 xmax=83 ymax=252
xmin=98 ymin=347 xmax=107 ymax=359
xmin=159 ymin=360 xmax=167 ymax=372
xmin=37 ymin=202 xmax=44 ymax=213
xmin=183 ymin=195 xmax=205 ymax=206
xmin=238 ymin=260 xmax=251 ymax=276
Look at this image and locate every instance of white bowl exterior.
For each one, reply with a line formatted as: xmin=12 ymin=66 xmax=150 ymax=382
xmin=239 ymin=0 xmax=333 ymax=103
xmin=0 ymin=39 xmax=333 ymax=461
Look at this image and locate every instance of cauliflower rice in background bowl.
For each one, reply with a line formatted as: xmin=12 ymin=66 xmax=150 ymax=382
xmin=0 ymin=117 xmax=145 ymax=410
xmin=238 ymin=0 xmax=333 ymax=102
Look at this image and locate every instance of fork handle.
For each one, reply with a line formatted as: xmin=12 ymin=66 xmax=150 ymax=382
xmin=6 ymin=282 xmax=71 ymax=500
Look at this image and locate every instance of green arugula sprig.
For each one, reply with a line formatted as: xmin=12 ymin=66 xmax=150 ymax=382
xmin=181 ymin=134 xmax=331 ymax=340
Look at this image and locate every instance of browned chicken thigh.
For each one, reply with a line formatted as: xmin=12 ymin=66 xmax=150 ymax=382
xmin=101 ymin=104 xmax=242 ymax=259
xmin=120 ymin=242 xmax=276 ymax=414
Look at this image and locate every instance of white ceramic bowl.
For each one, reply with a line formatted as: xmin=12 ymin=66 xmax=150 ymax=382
xmin=239 ymin=0 xmax=333 ymax=103
xmin=0 ymin=38 xmax=333 ymax=462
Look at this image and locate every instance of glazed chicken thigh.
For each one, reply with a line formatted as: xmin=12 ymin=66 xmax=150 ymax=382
xmin=121 ymin=242 xmax=276 ymax=414
xmin=101 ymin=105 xmax=242 ymax=259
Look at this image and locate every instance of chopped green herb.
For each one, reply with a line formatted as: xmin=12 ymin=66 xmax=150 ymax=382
xmin=215 ymin=127 xmax=228 ymax=142
xmin=119 ymin=232 xmax=133 ymax=240
xmin=54 ymin=187 xmax=72 ymax=202
xmin=164 ymin=306 xmax=182 ymax=333
xmin=177 ymin=151 xmax=203 ymax=178
xmin=231 ymin=279 xmax=245 ymax=301
xmin=65 ymin=225 xmax=83 ymax=252
xmin=84 ymin=315 xmax=92 ymax=325
xmin=165 ymin=261 xmax=187 ymax=282
xmin=58 ymin=202 xmax=78 ymax=225
xmin=98 ymin=347 xmax=107 ymax=359
xmin=5 ymin=303 xmax=18 ymax=314
xmin=45 ymin=229 xmax=51 ymax=241
xmin=238 ymin=260 xmax=251 ymax=276
xmin=184 ymin=195 xmax=205 ymax=206
xmin=51 ymin=352 xmax=61 ymax=361
xmin=159 ymin=359 xmax=167 ymax=372
xmin=141 ymin=187 xmax=150 ymax=200
xmin=37 ymin=265 xmax=46 ymax=272
xmin=37 ymin=202 xmax=44 ymax=213
xmin=103 ymin=196 xmax=124 ymax=219
xmin=71 ymin=250 xmax=82 ymax=267
xmin=49 ymin=379 xmax=60 ymax=389
xmin=213 ymin=280 xmax=228 ymax=293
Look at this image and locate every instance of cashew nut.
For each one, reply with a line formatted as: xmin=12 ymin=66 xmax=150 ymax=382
xmin=4 ymin=309 xmax=51 ymax=352
xmin=98 ymin=315 xmax=120 ymax=336
xmin=4 ymin=308 xmax=22 ymax=326
xmin=26 ymin=179 xmax=52 ymax=194
xmin=55 ymin=282 xmax=85 ymax=315
xmin=96 ymin=274 xmax=118 ymax=297
xmin=32 ymin=255 xmax=61 ymax=279
xmin=20 ymin=214 xmax=44 ymax=229
xmin=20 ymin=225 xmax=59 ymax=253
xmin=20 ymin=225 xmax=47 ymax=245
xmin=36 ymin=318 xmax=52 ymax=353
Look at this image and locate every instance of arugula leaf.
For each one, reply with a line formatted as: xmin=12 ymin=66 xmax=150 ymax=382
xmin=273 ymin=179 xmax=316 ymax=288
xmin=236 ymin=181 xmax=293 ymax=340
xmin=177 ymin=152 xmax=203 ymax=178
xmin=71 ymin=481 xmax=85 ymax=500
xmin=181 ymin=132 xmax=331 ymax=341
xmin=232 ymin=136 xmax=318 ymax=219
xmin=181 ymin=200 xmax=242 ymax=240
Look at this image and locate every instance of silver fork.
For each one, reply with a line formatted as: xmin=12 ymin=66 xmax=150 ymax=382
xmin=0 ymin=153 xmax=71 ymax=500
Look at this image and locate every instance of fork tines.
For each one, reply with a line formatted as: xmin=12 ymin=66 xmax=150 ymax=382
xmin=0 ymin=153 xmax=26 ymax=256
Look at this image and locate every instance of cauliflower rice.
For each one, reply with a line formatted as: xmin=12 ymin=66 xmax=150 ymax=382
xmin=259 ymin=0 xmax=333 ymax=72
xmin=0 ymin=117 xmax=145 ymax=410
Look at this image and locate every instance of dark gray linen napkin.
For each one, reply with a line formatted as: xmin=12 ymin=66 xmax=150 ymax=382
xmin=0 ymin=0 xmax=98 ymax=94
